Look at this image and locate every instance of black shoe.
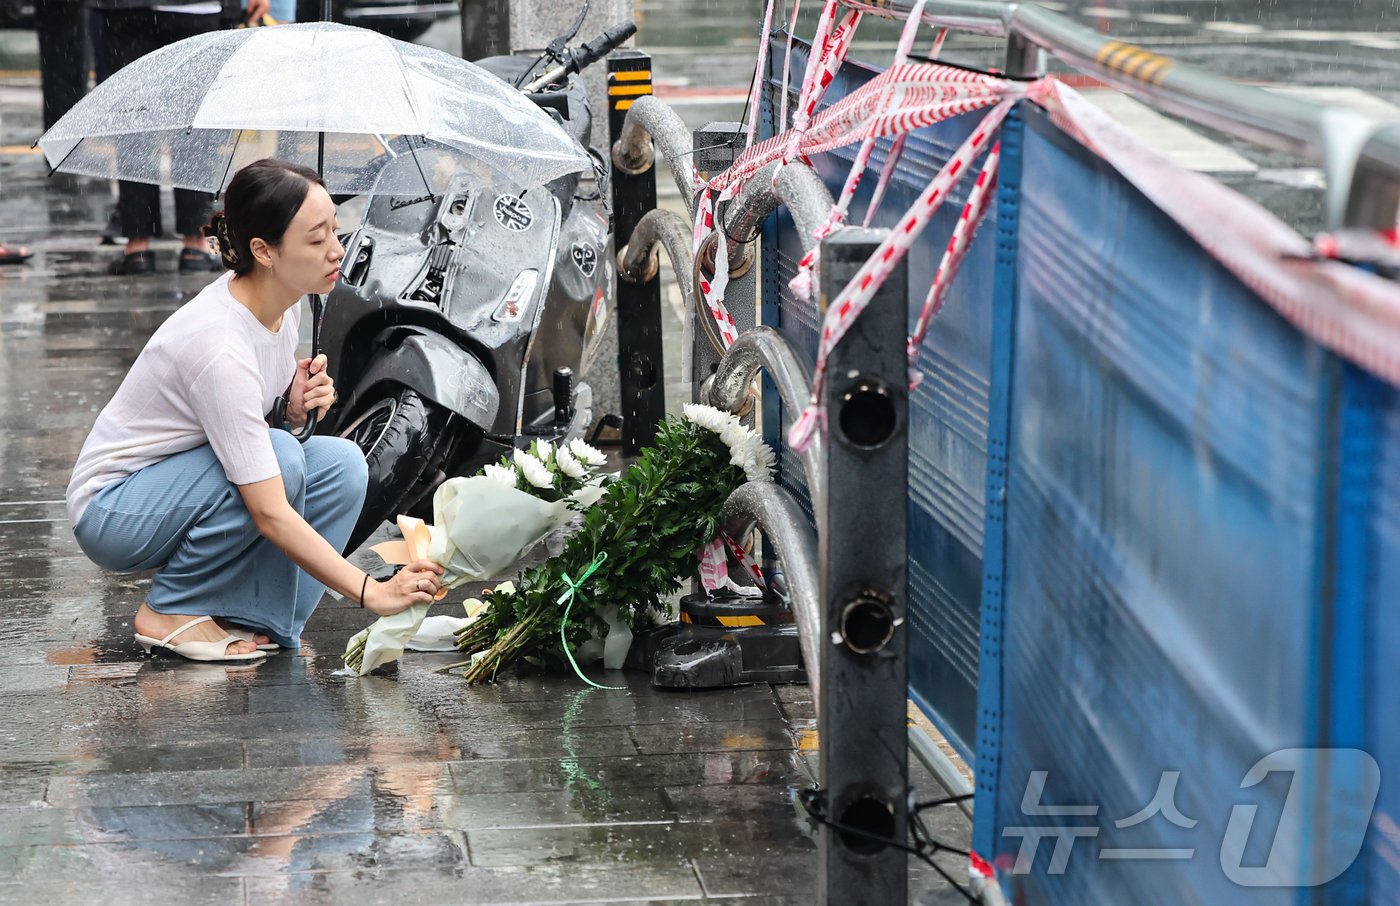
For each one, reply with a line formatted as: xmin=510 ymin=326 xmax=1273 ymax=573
xmin=107 ymin=250 xmax=156 ymax=275
xmin=100 ymin=208 xmax=121 ymax=246
xmin=179 ymin=248 xmax=223 ymax=273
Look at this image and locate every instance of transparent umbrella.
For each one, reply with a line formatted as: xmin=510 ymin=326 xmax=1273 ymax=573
xmin=37 ymin=21 xmax=591 ymax=439
xmin=36 ymin=21 xmax=591 ymax=195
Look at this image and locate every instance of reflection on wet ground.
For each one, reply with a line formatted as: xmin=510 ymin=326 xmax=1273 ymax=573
xmin=0 ymin=72 xmax=968 ymax=905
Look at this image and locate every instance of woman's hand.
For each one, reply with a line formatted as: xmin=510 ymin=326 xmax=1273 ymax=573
xmin=363 ymin=558 xmax=445 ymax=616
xmin=286 ymin=353 xmax=336 ymax=429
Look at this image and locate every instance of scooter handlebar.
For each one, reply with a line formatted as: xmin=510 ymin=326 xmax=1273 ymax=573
xmin=521 ymin=20 xmax=637 ymax=93
xmin=572 ymin=20 xmax=637 ymax=72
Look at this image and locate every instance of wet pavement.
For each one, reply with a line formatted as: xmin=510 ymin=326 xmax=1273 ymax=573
xmin=0 ymin=65 xmax=970 ymax=905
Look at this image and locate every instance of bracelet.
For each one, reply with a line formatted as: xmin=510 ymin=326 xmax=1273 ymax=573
xmin=359 ymin=574 xmax=370 ymax=609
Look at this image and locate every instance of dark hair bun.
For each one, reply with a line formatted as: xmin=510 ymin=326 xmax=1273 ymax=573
xmin=202 ymin=159 xmax=324 ymax=277
xmin=202 ymin=211 xmax=240 ymax=269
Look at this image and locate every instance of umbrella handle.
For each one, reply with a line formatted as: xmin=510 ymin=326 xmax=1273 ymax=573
xmin=293 ymin=407 xmax=320 ymax=443
xmin=286 ymin=293 xmax=325 ymax=444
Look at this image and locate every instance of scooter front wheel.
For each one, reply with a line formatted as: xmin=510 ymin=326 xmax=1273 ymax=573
xmin=340 ymin=386 xmax=454 ymax=553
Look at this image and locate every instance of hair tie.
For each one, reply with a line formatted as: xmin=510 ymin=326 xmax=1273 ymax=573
xmin=210 ymin=212 xmax=240 ymax=268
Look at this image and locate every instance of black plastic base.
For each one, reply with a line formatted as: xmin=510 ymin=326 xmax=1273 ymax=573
xmin=625 ymin=592 xmax=808 ymax=690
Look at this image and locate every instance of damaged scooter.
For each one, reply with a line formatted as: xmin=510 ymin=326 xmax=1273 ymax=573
xmin=318 ymin=17 xmax=635 ymax=550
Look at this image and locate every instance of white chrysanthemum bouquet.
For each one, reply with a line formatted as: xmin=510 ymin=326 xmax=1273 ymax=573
xmin=343 ymin=439 xmax=612 ymax=675
xmin=451 ymin=404 xmax=775 ymax=684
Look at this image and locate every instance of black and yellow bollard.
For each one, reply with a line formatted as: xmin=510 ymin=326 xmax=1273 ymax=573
xmin=607 ymin=51 xmax=666 ymax=455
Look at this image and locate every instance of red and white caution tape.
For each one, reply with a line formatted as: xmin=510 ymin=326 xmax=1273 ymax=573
xmin=907 ymin=140 xmax=1000 ymax=387
xmin=693 ymin=62 xmax=1020 ymax=351
xmin=779 ymin=1 xmax=862 ymax=175
xmin=928 ymin=26 xmax=948 ymax=59
xmin=698 ymin=535 xmax=728 ymax=592
xmin=787 ymin=99 xmax=1014 ymax=453
xmin=790 ymin=0 xmax=930 ymax=301
xmin=862 ymin=29 xmax=951 ymax=229
xmin=722 ymin=531 xmax=769 ymax=590
xmin=862 ymin=133 xmax=908 ymax=229
xmin=697 ymin=532 xmax=768 ymax=594
xmin=969 ymin=851 xmax=1009 ymax=906
xmin=1030 ymin=78 xmax=1400 ymax=386
xmin=744 ymin=0 xmax=780 ymax=150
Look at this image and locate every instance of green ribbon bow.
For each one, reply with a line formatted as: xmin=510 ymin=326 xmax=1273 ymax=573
xmin=558 ymin=551 xmax=623 ymax=690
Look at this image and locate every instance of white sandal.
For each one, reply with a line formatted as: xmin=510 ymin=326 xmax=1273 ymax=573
xmin=224 ymin=628 xmax=281 ymax=652
xmin=134 ymin=616 xmax=267 ymax=662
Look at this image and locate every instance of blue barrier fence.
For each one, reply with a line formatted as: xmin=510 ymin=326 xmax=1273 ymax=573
xmin=760 ymin=38 xmax=1400 ymax=903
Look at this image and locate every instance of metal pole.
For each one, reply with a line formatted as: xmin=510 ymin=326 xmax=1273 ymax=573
xmin=607 ymin=50 xmax=665 ymax=455
xmin=817 ymin=228 xmax=910 ymax=906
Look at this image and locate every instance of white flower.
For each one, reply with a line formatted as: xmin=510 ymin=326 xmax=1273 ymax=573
xmin=482 ymin=463 xmax=517 ymax=486
xmin=568 ymin=438 xmax=608 ymax=467
xmin=687 ymin=405 xmax=777 ymax=484
xmin=533 ymin=440 xmax=554 ymax=465
xmin=682 ymin=403 xmax=733 ymax=434
xmin=514 ymin=449 xmax=555 ymax=489
xmin=720 ymin=423 xmax=750 ymax=458
xmin=743 ymin=437 xmax=776 ymax=482
xmin=555 ymin=444 xmax=589 ymax=480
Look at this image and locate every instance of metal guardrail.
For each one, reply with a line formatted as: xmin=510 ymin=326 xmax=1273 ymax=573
xmin=842 ymin=0 xmax=1400 ymax=232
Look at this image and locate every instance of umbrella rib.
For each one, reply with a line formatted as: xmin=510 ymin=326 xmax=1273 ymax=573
xmin=406 ymin=135 xmax=435 ymax=200
xmin=47 ymin=136 xmax=86 ymax=177
xmin=373 ymin=134 xmax=398 ymax=159
xmin=216 ymin=129 xmax=245 ymax=196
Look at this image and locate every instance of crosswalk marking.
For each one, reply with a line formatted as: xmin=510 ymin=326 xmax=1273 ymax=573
xmin=1202 ymin=21 xmax=1266 ymax=35
xmin=1265 ymin=86 xmax=1400 ymax=121
xmin=1138 ymin=13 xmax=1195 ymax=26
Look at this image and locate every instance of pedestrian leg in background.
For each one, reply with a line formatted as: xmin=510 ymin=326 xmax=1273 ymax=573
xmin=35 ymin=0 xmax=88 ymax=131
xmin=96 ymin=6 xmax=222 ymax=274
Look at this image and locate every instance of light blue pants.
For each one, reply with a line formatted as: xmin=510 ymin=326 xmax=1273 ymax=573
xmin=73 ymin=430 xmax=368 ymax=649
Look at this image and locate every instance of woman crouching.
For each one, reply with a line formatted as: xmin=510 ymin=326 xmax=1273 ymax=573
xmin=66 ymin=158 xmax=441 ymax=662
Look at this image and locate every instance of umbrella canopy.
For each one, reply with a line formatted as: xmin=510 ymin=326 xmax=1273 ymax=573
xmin=38 ymin=22 xmax=591 ymax=194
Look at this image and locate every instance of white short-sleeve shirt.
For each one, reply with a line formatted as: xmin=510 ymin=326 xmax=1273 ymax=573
xmin=66 ymin=272 xmax=301 ymax=524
